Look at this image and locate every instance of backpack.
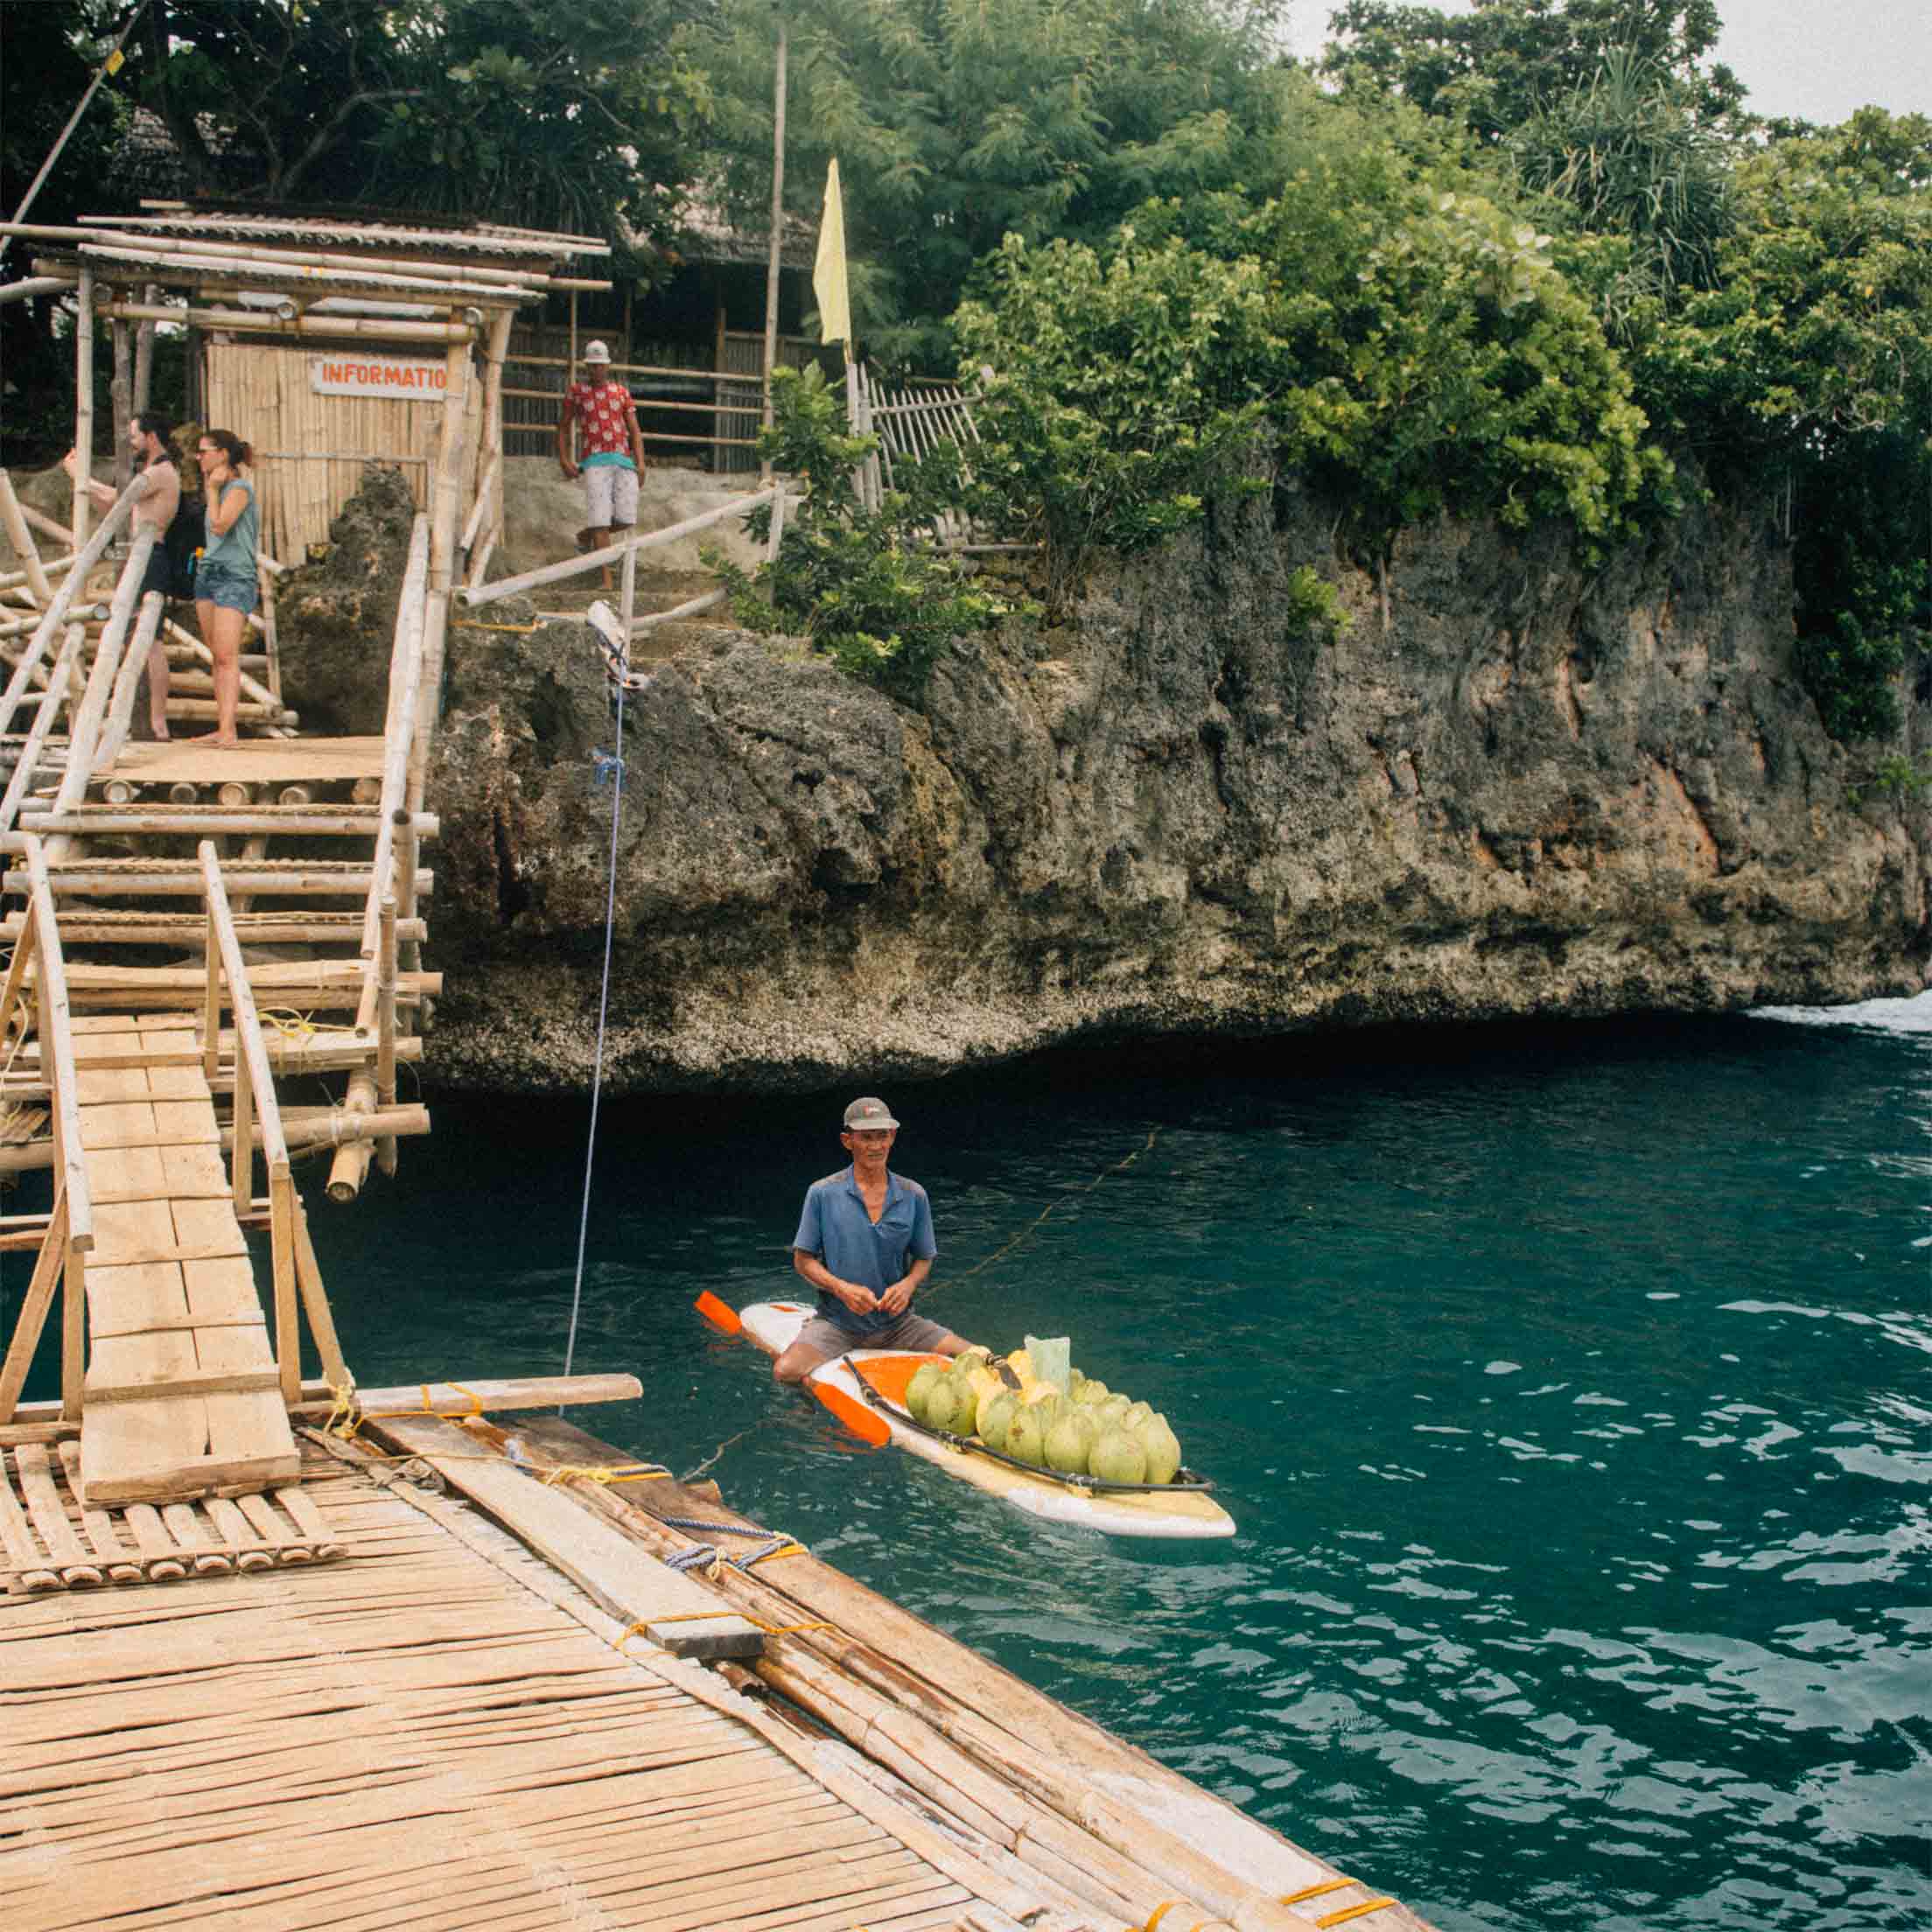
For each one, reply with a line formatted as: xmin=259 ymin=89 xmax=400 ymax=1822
xmin=163 ymin=500 xmax=205 ymax=601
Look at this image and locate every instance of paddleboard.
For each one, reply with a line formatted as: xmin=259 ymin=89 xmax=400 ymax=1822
xmin=729 ymin=1300 xmax=1236 ymax=1540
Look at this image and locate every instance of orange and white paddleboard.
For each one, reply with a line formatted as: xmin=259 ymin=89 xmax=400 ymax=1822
xmin=715 ymin=1299 xmax=1236 ymax=1541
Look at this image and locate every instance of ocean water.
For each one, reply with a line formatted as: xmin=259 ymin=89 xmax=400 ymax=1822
xmin=10 ymin=998 xmax=1927 ymax=1930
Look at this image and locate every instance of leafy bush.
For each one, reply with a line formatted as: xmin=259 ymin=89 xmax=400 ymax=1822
xmin=951 ymin=232 xmax=1273 ymax=612
xmin=711 ymin=365 xmax=1018 ymax=700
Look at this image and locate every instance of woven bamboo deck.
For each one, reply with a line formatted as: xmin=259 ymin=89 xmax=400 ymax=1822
xmin=2 ymin=1436 xmax=976 ymax=1932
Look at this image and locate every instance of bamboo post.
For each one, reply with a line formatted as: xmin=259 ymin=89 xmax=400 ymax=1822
xmin=201 ymin=906 xmax=220 ymax=1084
xmin=132 ymin=284 xmax=156 ymax=414
xmin=0 ymin=1190 xmax=63 ymax=1424
xmin=230 ymin=998 xmax=254 ymax=1219
xmin=290 ymin=1194 xmax=348 ymax=1391
xmin=620 ymin=526 xmax=637 ymax=636
xmin=376 ymin=896 xmax=398 ymax=1176
xmin=52 ymin=529 xmax=154 ymax=814
xmin=72 ymin=268 xmax=94 ymax=550
xmin=0 ymin=472 xmax=52 ymax=606
xmin=111 ymin=318 xmax=131 ymax=493
xmin=256 ymin=553 xmax=283 ymax=704
xmin=270 ymin=1163 xmax=299 ymax=1404
xmin=94 ymin=590 xmax=164 ymax=771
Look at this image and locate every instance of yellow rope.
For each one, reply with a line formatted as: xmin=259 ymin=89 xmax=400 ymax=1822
xmin=1314 ymin=1904 xmax=1397 ymax=1929
xmin=612 ymin=1613 xmax=836 ymax=1650
xmin=259 ymin=1008 xmax=318 ymax=1041
xmin=539 ymin=1462 xmax=670 ymax=1487
xmin=1280 ymin=1880 xmax=1354 ymax=1906
xmin=1138 ymin=1903 xmax=1188 ymax=1932
xmin=324 ymin=1377 xmax=486 ymax=1442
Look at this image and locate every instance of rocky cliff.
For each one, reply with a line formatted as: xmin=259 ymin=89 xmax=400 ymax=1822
xmin=288 ymin=470 xmax=1929 ymax=1095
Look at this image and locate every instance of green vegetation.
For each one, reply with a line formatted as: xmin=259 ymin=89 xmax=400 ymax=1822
xmin=710 ymin=366 xmax=1020 ymax=698
xmin=3 ymin=0 xmax=1925 ymax=737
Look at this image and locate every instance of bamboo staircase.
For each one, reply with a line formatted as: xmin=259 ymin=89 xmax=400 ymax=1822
xmin=0 ymin=477 xmax=438 ymax=1526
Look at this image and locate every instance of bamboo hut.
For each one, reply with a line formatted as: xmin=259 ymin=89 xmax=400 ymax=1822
xmin=5 ymin=205 xmax=611 ymax=571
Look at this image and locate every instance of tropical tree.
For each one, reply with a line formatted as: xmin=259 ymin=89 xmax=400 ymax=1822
xmin=686 ymin=0 xmax=1292 ymax=366
xmin=1320 ymin=0 xmax=1746 ymax=140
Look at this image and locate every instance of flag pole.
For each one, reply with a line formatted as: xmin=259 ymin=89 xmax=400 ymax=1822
xmin=760 ymin=13 xmax=789 ymax=479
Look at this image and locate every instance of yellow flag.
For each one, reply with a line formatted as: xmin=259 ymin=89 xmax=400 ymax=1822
xmin=813 ymin=158 xmax=852 ymax=358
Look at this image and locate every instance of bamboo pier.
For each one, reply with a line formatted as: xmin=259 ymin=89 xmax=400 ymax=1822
xmin=0 ymin=207 xmax=1435 ymax=1932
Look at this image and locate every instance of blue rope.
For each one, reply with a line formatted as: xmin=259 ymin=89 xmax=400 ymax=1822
xmin=561 ymin=655 xmax=630 ymax=1401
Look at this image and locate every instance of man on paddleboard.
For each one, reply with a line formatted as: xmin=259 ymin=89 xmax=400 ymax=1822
xmin=775 ymin=1096 xmax=974 ymax=1384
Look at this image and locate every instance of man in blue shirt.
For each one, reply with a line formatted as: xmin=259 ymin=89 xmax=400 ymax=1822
xmin=776 ymin=1096 xmax=973 ymax=1384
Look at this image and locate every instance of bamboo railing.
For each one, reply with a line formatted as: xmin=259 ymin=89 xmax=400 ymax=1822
xmin=198 ymin=841 xmax=349 ymax=1404
xmin=0 ymin=838 xmax=94 ymax=1424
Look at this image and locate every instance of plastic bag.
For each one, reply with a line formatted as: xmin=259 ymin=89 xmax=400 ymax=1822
xmin=1024 ymin=1334 xmax=1071 ymax=1392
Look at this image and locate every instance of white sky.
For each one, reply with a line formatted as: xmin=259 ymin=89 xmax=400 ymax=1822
xmin=1288 ymin=1 xmax=1932 ymax=127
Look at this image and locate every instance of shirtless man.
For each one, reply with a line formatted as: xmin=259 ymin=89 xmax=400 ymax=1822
xmin=63 ymin=413 xmax=180 ymax=738
xmin=775 ymin=1096 xmax=974 ymax=1385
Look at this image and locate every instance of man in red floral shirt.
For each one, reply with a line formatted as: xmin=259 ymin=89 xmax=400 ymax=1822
xmin=556 ymin=340 xmax=647 ymax=585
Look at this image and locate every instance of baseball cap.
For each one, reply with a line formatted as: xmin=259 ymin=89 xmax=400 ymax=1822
xmin=582 ymin=340 xmax=612 ymax=363
xmin=843 ymin=1096 xmax=900 ymax=1131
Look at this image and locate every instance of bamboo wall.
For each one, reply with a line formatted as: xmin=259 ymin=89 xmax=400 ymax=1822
xmin=204 ymin=342 xmax=485 ymax=564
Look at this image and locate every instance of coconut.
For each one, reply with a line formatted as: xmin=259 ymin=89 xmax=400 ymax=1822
xmin=1068 ymin=1368 xmax=1088 ymax=1397
xmin=1091 ymin=1428 xmax=1148 ymax=1485
xmin=1137 ymin=1413 xmax=1183 ymax=1485
xmin=905 ymin=1362 xmax=945 ymax=1425
xmin=1004 ymin=1404 xmax=1047 ymax=1467
xmin=1045 ymin=1410 xmax=1096 ymax=1476
xmin=1097 ymin=1393 xmax=1131 ymax=1427
xmin=1122 ymin=1400 xmax=1153 ymax=1433
xmin=949 ymin=1370 xmax=983 ymax=1438
xmin=923 ymin=1376 xmax=962 ymax=1435
xmin=979 ymin=1390 xmax=1020 ymax=1453
xmin=1074 ymin=1379 xmax=1110 ymax=1407
xmin=956 ymin=1344 xmax=995 ymax=1375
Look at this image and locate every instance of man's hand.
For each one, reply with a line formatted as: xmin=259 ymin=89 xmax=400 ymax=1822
xmin=831 ymin=1278 xmax=878 ymax=1317
xmin=878 ymin=1278 xmax=914 ymax=1317
xmin=560 ymin=458 xmax=579 ymax=481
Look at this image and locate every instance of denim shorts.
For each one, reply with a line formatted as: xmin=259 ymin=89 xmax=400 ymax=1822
xmin=196 ymin=563 xmax=256 ymax=614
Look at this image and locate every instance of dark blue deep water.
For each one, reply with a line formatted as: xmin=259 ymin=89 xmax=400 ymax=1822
xmin=13 ymin=998 xmax=1928 ymax=1929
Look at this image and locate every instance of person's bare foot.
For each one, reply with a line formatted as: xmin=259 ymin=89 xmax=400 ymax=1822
xmin=191 ymin=731 xmax=239 ymax=747
xmin=150 ymin=720 xmax=169 ymax=740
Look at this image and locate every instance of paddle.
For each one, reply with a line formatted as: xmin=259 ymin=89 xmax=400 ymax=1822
xmin=693 ymin=1292 xmax=742 ymax=1335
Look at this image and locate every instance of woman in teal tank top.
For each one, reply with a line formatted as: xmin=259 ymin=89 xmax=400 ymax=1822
xmin=192 ymin=429 xmax=258 ymax=746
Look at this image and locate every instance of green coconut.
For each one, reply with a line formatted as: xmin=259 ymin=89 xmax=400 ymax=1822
xmin=1134 ymin=1412 xmax=1182 ymax=1485
xmin=905 ymin=1361 xmax=945 ymax=1425
xmin=949 ymin=1371 xmax=983 ymax=1438
xmin=1122 ymin=1400 xmax=1154 ymax=1433
xmin=979 ymin=1390 xmax=1020 ymax=1454
xmin=1097 ymin=1393 xmax=1132 ymax=1428
xmin=1004 ymin=1403 xmax=1047 ymax=1467
xmin=923 ymin=1376 xmax=962 ymax=1435
xmin=956 ymin=1344 xmax=995 ymax=1375
xmin=1068 ymin=1368 xmax=1088 ymax=1397
xmin=1074 ymin=1379 xmax=1110 ymax=1407
xmin=1091 ymin=1427 xmax=1149 ymax=1486
xmin=1045 ymin=1408 xmax=1097 ymax=1476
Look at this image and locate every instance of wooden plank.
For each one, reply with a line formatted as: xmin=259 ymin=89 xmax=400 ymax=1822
xmin=85 ymin=1368 xmax=281 ymax=1405
xmin=82 ymin=1259 xmax=190 ymax=1338
xmin=88 ymin=1198 xmax=177 ymax=1264
xmin=0 ymin=1196 xmax=65 ymax=1423
xmin=76 ymin=1101 xmax=159 ymax=1151
xmin=169 ymin=1197 xmax=249 ymax=1258
xmin=179 ymin=1255 xmax=261 ymax=1325
xmin=86 ymin=1144 xmax=168 ymax=1201
xmin=105 ymin=734 xmax=387 ymax=784
xmin=77 ymin=1329 xmax=207 ymax=1506
xmin=198 ymin=1323 xmax=296 ymax=1471
xmin=370 ymin=1414 xmax=764 ymax=1661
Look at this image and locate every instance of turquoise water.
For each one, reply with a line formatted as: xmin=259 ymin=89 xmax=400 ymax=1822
xmin=10 ymin=1002 xmax=1928 ymax=1929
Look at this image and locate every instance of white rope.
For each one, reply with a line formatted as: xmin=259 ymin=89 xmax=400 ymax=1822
xmin=561 ymin=647 xmax=631 ymax=1401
